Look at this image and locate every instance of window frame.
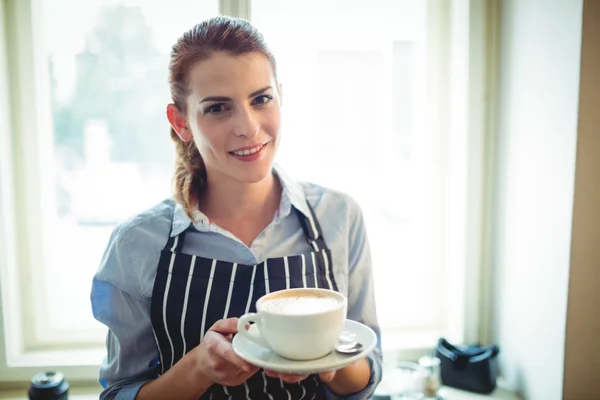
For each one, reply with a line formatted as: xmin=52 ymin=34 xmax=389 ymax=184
xmin=0 ymin=0 xmax=497 ymax=384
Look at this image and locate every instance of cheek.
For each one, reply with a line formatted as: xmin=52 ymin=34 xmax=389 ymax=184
xmin=193 ymin=120 xmax=228 ymax=155
xmin=263 ymin=108 xmax=281 ymax=138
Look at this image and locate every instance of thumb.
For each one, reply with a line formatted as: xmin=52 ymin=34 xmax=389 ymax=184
xmin=319 ymin=370 xmax=336 ymax=383
xmin=209 ymin=318 xmax=240 ymax=335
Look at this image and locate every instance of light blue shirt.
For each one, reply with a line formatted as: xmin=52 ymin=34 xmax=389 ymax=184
xmin=91 ymin=166 xmax=382 ymax=399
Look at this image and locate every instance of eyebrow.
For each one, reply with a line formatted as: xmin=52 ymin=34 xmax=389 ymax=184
xmin=198 ymin=86 xmax=272 ymax=104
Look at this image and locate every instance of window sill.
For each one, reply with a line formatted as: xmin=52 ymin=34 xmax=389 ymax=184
xmin=374 ymin=385 xmax=519 ymax=400
xmin=0 ymin=348 xmax=104 ymax=382
xmin=0 ymin=385 xmax=101 ymax=400
xmin=1 ymin=330 xmax=438 ymax=383
xmin=438 ymin=386 xmax=520 ymax=400
xmin=374 ymin=376 xmax=520 ymax=400
xmin=0 ymin=385 xmax=520 ymax=400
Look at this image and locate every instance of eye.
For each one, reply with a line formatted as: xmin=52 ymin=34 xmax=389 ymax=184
xmin=252 ymin=94 xmax=273 ymax=106
xmin=205 ymin=103 xmax=229 ymax=114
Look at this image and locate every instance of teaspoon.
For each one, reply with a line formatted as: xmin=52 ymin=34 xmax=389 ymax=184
xmin=335 ymin=334 xmax=363 ymax=354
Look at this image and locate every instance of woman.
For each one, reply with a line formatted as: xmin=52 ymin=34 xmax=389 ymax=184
xmin=91 ymin=16 xmax=382 ymax=399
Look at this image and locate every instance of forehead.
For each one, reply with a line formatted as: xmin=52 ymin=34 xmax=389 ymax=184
xmin=189 ymin=51 xmax=275 ymax=97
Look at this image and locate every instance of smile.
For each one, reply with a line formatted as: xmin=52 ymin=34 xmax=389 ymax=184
xmin=229 ymin=143 xmax=268 ymax=156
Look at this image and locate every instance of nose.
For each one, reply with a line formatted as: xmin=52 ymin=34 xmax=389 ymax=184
xmin=233 ymin=106 xmax=260 ymax=139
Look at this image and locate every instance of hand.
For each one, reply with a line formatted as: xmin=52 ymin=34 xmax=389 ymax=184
xmin=318 ymin=370 xmax=337 ymax=383
xmin=263 ymin=370 xmax=336 ymax=384
xmin=192 ymin=318 xmax=260 ymax=387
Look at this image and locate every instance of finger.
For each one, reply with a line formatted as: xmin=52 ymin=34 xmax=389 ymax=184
xmin=264 ymin=371 xmax=309 ymax=384
xmin=214 ymin=336 xmax=256 ymax=372
xmin=318 ymin=370 xmax=336 ymax=383
xmin=264 ymin=369 xmax=278 ymax=378
xmin=223 ymin=367 xmax=256 ymax=382
xmin=225 ymin=369 xmax=260 ymax=387
xmin=209 ymin=318 xmax=240 ymax=335
xmin=279 ymin=374 xmax=309 ymax=384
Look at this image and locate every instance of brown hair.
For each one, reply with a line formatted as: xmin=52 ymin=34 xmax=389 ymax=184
xmin=168 ymin=16 xmax=277 ymax=219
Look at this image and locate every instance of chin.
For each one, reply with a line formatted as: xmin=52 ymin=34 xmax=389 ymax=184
xmin=239 ymin=164 xmax=274 ymax=184
xmin=220 ymin=145 xmax=277 ymax=184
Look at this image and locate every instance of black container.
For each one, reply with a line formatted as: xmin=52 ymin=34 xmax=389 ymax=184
xmin=28 ymin=371 xmax=69 ymax=400
xmin=436 ymin=338 xmax=500 ymax=394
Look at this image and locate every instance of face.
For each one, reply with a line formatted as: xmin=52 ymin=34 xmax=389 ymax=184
xmin=167 ymin=51 xmax=281 ymax=187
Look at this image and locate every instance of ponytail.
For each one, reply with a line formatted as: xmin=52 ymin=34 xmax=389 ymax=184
xmin=170 ymin=127 xmax=206 ymax=221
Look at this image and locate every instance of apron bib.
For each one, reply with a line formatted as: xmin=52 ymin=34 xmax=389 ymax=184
xmin=150 ymin=202 xmax=338 ymax=399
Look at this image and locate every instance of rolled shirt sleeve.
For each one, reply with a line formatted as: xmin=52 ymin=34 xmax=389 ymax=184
xmin=91 ymin=225 xmax=160 ymax=399
xmin=323 ymin=199 xmax=383 ymax=399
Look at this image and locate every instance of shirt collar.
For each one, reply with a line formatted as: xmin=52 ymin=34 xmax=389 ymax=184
xmin=170 ymin=164 xmax=311 ymax=238
xmin=171 ymin=202 xmax=195 ymax=237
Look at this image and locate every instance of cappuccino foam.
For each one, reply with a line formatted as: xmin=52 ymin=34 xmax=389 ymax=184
xmin=261 ymin=295 xmax=340 ymax=315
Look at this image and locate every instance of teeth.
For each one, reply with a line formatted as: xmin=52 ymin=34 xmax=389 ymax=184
xmin=233 ymin=144 xmax=264 ymax=156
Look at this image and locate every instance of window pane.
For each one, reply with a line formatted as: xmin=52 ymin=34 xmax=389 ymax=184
xmin=39 ymin=0 xmax=219 ymax=343
xmin=251 ymin=0 xmax=442 ymax=332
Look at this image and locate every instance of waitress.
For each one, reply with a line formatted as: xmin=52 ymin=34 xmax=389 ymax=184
xmin=91 ymin=16 xmax=382 ymax=400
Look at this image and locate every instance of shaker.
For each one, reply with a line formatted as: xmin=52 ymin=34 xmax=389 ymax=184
xmin=28 ymin=371 xmax=69 ymax=400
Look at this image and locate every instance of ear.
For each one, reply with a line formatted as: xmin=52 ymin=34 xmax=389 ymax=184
xmin=167 ymin=104 xmax=193 ymax=142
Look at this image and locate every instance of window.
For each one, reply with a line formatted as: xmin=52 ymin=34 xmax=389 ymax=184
xmin=0 ymin=0 xmax=220 ymax=381
xmin=0 ymin=0 xmax=491 ymax=382
xmin=251 ymin=0 xmax=490 ymax=350
xmin=33 ymin=0 xmax=223 ymax=346
xmin=251 ymin=0 xmax=439 ymax=336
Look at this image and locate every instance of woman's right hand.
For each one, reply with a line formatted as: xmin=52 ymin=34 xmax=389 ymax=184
xmin=192 ymin=318 xmax=260 ymax=387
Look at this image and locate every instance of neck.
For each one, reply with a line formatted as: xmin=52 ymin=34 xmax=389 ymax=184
xmin=199 ymin=169 xmax=281 ymax=223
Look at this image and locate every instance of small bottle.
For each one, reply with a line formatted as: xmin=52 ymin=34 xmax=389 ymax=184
xmin=418 ymin=356 xmax=442 ymax=399
xmin=28 ymin=371 xmax=69 ymax=400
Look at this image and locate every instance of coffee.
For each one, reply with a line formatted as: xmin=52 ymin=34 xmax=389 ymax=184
xmin=261 ymin=295 xmax=341 ymax=315
xmin=237 ymin=287 xmax=348 ymax=360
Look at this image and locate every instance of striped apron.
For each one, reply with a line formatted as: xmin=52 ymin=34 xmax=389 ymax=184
xmin=150 ymin=202 xmax=339 ymax=399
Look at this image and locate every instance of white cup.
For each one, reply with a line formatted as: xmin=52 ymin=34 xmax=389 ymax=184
xmin=237 ymin=288 xmax=347 ymax=360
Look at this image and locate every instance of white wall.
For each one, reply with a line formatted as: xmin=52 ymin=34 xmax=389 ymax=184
xmin=490 ymin=1 xmax=583 ymax=399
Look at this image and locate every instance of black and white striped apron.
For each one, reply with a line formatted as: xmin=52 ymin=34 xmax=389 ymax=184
xmin=150 ymin=202 xmax=338 ymax=399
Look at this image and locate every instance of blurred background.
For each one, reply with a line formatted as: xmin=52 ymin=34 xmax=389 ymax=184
xmin=0 ymin=1 xmax=598 ymax=399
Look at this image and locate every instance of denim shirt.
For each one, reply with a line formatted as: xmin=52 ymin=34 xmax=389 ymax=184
xmin=91 ymin=166 xmax=382 ymax=399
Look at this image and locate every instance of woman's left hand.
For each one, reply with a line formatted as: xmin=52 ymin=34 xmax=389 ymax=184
xmin=263 ymin=370 xmax=336 ymax=384
xmin=267 ymin=358 xmax=370 ymax=395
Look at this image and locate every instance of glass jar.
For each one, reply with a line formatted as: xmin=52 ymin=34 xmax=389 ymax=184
xmin=418 ymin=356 xmax=442 ymax=399
xmin=383 ymin=361 xmax=427 ymax=399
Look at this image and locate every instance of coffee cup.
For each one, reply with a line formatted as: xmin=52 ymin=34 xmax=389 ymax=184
xmin=237 ymin=288 xmax=347 ymax=361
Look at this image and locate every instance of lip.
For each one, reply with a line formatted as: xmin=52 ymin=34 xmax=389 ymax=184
xmin=229 ymin=142 xmax=268 ymax=153
xmin=229 ymin=141 xmax=269 ymax=162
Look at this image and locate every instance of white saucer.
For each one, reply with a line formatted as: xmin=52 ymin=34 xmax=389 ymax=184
xmin=232 ymin=319 xmax=377 ymax=374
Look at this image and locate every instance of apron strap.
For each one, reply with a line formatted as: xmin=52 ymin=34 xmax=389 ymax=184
xmin=163 ymin=202 xmax=187 ymax=253
xmin=297 ymin=200 xmax=328 ymax=252
xmin=163 ymin=231 xmax=187 ymax=253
